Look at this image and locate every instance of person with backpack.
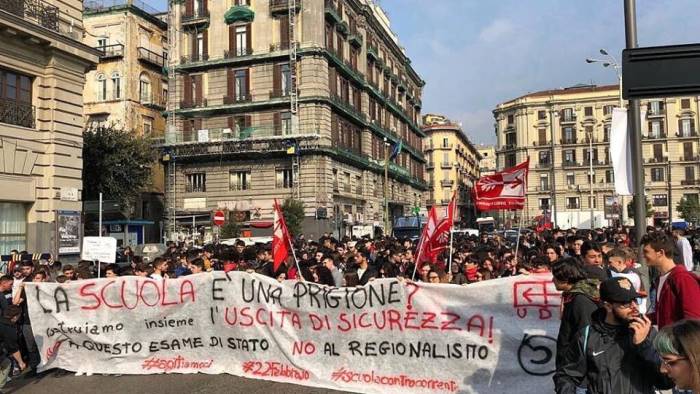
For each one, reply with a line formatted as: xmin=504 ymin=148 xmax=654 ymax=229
xmin=554 ymin=277 xmax=674 ymax=394
xmin=642 ymin=233 xmax=700 ymax=329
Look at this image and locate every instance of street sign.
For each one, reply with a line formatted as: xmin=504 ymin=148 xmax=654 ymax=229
xmin=622 ymin=44 xmax=700 ymax=99
xmin=213 ymin=210 xmax=226 ymax=226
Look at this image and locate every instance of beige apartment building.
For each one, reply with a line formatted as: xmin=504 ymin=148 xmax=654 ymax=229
xmin=494 ymin=84 xmax=700 ymax=229
xmin=422 ymin=114 xmax=481 ymax=226
xmin=82 ymin=0 xmax=168 ymax=244
xmin=477 ymin=144 xmax=496 ymax=176
xmin=161 ymin=0 xmax=426 ymax=239
xmin=0 ymin=0 xmax=99 ymax=255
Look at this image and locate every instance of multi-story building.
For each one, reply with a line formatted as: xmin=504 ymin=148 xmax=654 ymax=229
xmin=82 ymin=0 xmax=168 ymax=244
xmin=0 ymin=0 xmax=98 ymax=255
xmin=422 ymin=114 xmax=481 ymax=226
xmin=493 ymin=83 xmax=700 ymax=228
xmin=477 ymin=144 xmax=496 ymax=176
xmin=160 ymin=0 xmax=426 ymax=239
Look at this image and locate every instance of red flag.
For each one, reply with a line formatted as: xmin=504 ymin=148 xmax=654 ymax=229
xmin=473 ymin=159 xmax=529 ymax=211
xmin=417 ymin=192 xmax=456 ymax=264
xmin=272 ymin=199 xmax=292 ymax=273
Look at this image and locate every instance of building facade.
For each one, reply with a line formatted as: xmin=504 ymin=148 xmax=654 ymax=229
xmin=0 ymin=0 xmax=98 ymax=255
xmin=493 ymin=84 xmax=700 ymax=229
xmin=477 ymin=144 xmax=496 ymax=176
xmin=161 ymin=0 xmax=426 ymax=240
xmin=422 ymin=114 xmax=481 ymax=226
xmin=82 ymin=0 xmax=168 ymax=244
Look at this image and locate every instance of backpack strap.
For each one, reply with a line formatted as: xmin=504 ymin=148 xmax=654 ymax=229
xmin=583 ymin=325 xmax=590 ymax=355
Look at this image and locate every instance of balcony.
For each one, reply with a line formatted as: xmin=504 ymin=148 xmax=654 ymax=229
xmin=440 ymin=180 xmax=454 ymax=187
xmin=440 ymin=162 xmax=452 ymax=169
xmin=647 ymin=108 xmax=665 ymax=118
xmin=180 ymin=99 xmax=207 ymax=109
xmin=536 ymin=162 xmax=552 ymax=169
xmin=180 ymin=53 xmax=209 ymax=64
xmin=0 ymin=0 xmax=59 ymax=33
xmin=645 ymin=132 xmax=667 ymax=140
xmin=223 ymin=94 xmax=252 ymax=104
xmin=182 ymin=5 xmax=209 ymax=26
xmin=560 ymin=138 xmax=577 ymax=145
xmin=438 ymin=143 xmax=454 ymax=150
xmin=269 ymin=0 xmax=301 ymax=14
xmin=324 ymin=0 xmax=342 ymax=24
xmin=0 ymin=98 xmax=35 ymax=129
xmin=534 ymin=186 xmax=551 ymax=192
xmin=532 ymin=140 xmax=551 ymax=147
xmin=426 ymin=162 xmax=434 ymax=170
xmin=560 ymin=115 xmax=577 ymax=124
xmin=269 ymin=88 xmax=291 ymax=99
xmin=349 ymin=31 xmax=363 ymax=47
xmin=562 ymin=161 xmax=580 ymax=168
xmin=97 ymin=44 xmax=124 ymax=59
xmin=679 ymin=155 xmax=700 ymax=162
xmin=367 ymin=45 xmax=378 ymax=61
xmin=646 ymin=156 xmax=668 ymax=163
xmin=224 ymin=47 xmax=254 ymax=59
xmin=137 ymin=47 xmax=166 ymax=68
xmin=676 ymin=130 xmax=698 ymax=138
xmin=681 ymin=179 xmax=700 ymax=186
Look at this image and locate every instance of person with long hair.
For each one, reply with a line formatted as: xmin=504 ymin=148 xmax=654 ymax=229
xmin=654 ymin=319 xmax=700 ymax=393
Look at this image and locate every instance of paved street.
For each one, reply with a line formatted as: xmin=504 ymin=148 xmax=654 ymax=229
xmin=5 ymin=370 xmax=351 ymax=394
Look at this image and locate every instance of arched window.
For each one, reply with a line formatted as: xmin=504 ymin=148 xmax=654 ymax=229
xmin=96 ymin=73 xmax=106 ymax=101
xmin=139 ymin=73 xmax=151 ymax=103
xmin=111 ymin=72 xmax=121 ymax=100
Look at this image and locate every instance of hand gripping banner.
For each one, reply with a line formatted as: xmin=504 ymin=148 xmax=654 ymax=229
xmin=27 ymin=273 xmax=562 ymax=393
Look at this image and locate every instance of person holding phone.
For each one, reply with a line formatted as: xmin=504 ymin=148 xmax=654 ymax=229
xmin=554 ymin=277 xmax=674 ymax=394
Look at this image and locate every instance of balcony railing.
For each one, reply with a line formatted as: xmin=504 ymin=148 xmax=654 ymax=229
xmin=645 ymin=132 xmax=667 ymax=139
xmin=440 ymin=162 xmax=452 ymax=169
xmin=182 ymin=5 xmax=209 ymax=24
xmin=97 ymin=43 xmax=124 ymax=58
xmin=425 ymin=162 xmax=434 ymax=169
xmin=180 ymin=99 xmax=208 ymax=109
xmin=562 ymin=161 xmax=580 ymax=168
xmin=180 ymin=53 xmax=209 ymax=64
xmin=0 ymin=0 xmax=59 ymax=32
xmin=560 ymin=138 xmax=577 ymax=145
xmin=440 ymin=180 xmax=454 ymax=187
xmin=137 ymin=47 xmax=166 ymax=68
xmin=324 ymin=0 xmax=342 ymax=24
xmin=681 ymin=179 xmax=700 ymax=186
xmin=223 ymin=94 xmax=252 ymax=105
xmin=647 ymin=156 xmax=668 ymax=163
xmin=0 ymin=98 xmax=35 ymax=129
xmin=536 ymin=162 xmax=552 ymax=169
xmin=224 ymin=47 xmax=254 ymax=59
xmin=679 ymin=155 xmax=700 ymax=162
xmin=676 ymin=131 xmax=698 ymax=138
xmin=532 ymin=140 xmax=551 ymax=146
xmin=270 ymin=0 xmax=301 ymax=14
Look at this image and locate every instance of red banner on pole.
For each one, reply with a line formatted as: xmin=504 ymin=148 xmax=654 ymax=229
xmin=272 ymin=199 xmax=292 ymax=273
xmin=473 ymin=159 xmax=529 ymax=211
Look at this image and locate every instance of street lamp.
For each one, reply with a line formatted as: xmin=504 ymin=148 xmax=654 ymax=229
xmin=383 ymin=137 xmax=390 ymax=236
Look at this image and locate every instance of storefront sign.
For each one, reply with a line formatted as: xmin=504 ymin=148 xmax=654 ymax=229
xmin=57 ymin=211 xmax=81 ymax=254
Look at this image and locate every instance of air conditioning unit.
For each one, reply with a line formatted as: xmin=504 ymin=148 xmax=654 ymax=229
xmin=355 ymin=213 xmax=364 ymax=223
xmin=197 ymin=129 xmax=209 ymax=143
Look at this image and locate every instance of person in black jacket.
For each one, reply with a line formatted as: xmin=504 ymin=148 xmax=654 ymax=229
xmin=0 ymin=305 xmax=26 ymax=388
xmin=554 ymin=277 xmax=674 ymax=394
xmin=552 ymin=258 xmax=601 ymax=368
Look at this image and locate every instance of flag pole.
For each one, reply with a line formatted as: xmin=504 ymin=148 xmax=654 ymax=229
xmin=447 ymin=228 xmax=454 ymax=275
xmin=447 ymin=191 xmax=456 ymax=275
xmin=287 ymin=234 xmax=302 ymax=279
xmin=411 ymin=224 xmax=427 ymax=281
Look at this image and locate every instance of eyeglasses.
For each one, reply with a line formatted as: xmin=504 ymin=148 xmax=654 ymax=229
xmin=662 ymin=357 xmax=687 ymax=368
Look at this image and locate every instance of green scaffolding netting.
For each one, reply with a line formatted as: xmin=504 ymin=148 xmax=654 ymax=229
xmin=224 ymin=6 xmax=254 ymax=24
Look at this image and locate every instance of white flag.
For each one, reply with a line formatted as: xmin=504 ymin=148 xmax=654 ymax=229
xmin=611 ymin=108 xmax=632 ymax=195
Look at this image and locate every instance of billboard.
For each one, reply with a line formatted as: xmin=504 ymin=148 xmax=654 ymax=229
xmin=57 ymin=211 xmax=81 ymax=255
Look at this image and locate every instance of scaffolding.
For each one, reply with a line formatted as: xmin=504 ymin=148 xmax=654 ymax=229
xmin=166 ymin=1 xmax=178 ymax=241
xmin=288 ymin=0 xmax=301 ymax=199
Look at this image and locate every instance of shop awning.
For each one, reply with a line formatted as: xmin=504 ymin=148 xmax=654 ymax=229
xmin=224 ymin=6 xmax=254 ymax=24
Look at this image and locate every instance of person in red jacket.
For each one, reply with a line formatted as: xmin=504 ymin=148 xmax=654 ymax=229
xmin=642 ymin=232 xmax=700 ymax=329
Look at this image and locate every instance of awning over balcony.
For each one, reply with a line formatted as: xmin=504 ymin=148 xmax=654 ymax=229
xmin=224 ymin=6 xmax=254 ymax=24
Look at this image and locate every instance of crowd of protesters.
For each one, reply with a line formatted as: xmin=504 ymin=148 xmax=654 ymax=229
xmin=0 ymin=225 xmax=699 ymax=392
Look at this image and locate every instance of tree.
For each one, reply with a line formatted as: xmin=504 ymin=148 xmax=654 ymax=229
xmin=677 ymin=197 xmax=700 ymax=224
xmin=627 ymin=195 xmax=653 ymax=221
xmin=281 ymin=198 xmax=305 ymax=236
xmin=220 ymin=217 xmax=241 ymax=239
xmin=82 ymin=127 xmax=156 ymax=210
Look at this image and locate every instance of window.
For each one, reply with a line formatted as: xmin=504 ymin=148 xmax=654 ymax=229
xmin=680 ymin=119 xmax=693 ymax=136
xmin=563 ymin=149 xmax=575 ymax=164
xmin=567 ymin=197 xmax=580 ymax=209
xmin=651 ymin=167 xmax=665 ymax=182
xmin=653 ymin=143 xmax=663 ymax=159
xmin=603 ymin=124 xmax=611 ymax=141
xmin=442 ymin=137 xmax=449 ymax=148
xmin=681 ymin=99 xmax=691 ymax=109
xmin=276 ymin=168 xmax=293 ymax=189
xmin=539 ymin=175 xmax=549 ymax=191
xmin=97 ymin=37 xmax=108 ymax=49
xmin=507 ymin=114 xmax=514 ymax=124
xmin=139 ymin=73 xmax=151 ymax=103
xmin=96 ymin=73 xmax=107 ymax=101
xmin=281 ymin=63 xmax=291 ymax=96
xmin=566 ymin=173 xmax=575 ymax=186
xmin=649 ymin=100 xmax=664 ymax=115
xmin=111 ymin=72 xmax=121 ymax=100
xmin=235 ymin=69 xmax=248 ymax=100
xmin=584 ymin=106 xmax=593 ymax=117
xmin=186 ymin=173 xmax=206 ymax=192
xmin=563 ymin=127 xmax=575 ymax=143
xmin=562 ymin=108 xmax=574 ymax=122
xmin=230 ymin=170 xmax=251 ymax=191
xmin=587 ymin=196 xmax=597 ymax=209
xmin=683 ymin=193 xmax=699 ymax=204
xmin=0 ymin=202 xmax=26 ymax=255
xmin=652 ymin=194 xmax=668 ymax=207
xmin=603 ymin=105 xmax=614 ymax=116
xmin=605 ymin=170 xmax=614 ymax=183
xmin=505 ymin=153 xmax=516 ymax=168
xmin=505 ymin=132 xmax=517 ymax=147
xmin=281 ymin=111 xmax=292 ymax=135
xmin=685 ymin=166 xmax=695 ymax=181
xmin=537 ymin=110 xmax=546 ymax=120
xmin=235 ymin=26 xmax=248 ymax=56
xmin=196 ymin=32 xmax=204 ymax=59
xmin=142 ymin=115 xmax=153 ymax=136
xmin=539 ymin=198 xmax=550 ymax=210
xmin=650 ymin=121 xmax=662 ymax=137
xmin=538 ymin=150 xmax=550 ymax=165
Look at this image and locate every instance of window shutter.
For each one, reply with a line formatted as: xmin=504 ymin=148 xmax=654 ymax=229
xmin=183 ymin=120 xmax=192 ymax=132
xmin=227 ymin=68 xmax=234 ymax=100
xmin=202 ymin=0 xmax=207 ymax=12
xmin=679 ymin=118 xmax=683 ymax=133
xmin=183 ymin=74 xmax=192 ymax=105
xmin=194 ymin=118 xmax=202 ymax=130
xmin=246 ymin=24 xmax=252 ymax=54
xmin=227 ymin=116 xmax=234 ymax=129
xmin=185 ymin=0 xmax=193 ymax=16
xmin=244 ymin=115 xmax=251 ymax=128
xmin=244 ymin=68 xmax=250 ymax=99
xmin=202 ymin=30 xmax=209 ymax=59
xmin=229 ymin=25 xmax=236 ymax=54
xmin=273 ymin=64 xmax=281 ymax=96
xmin=194 ymin=75 xmax=203 ymax=105
xmin=280 ymin=17 xmax=289 ymax=49
xmin=191 ymin=32 xmax=197 ymax=58
xmin=328 ymin=67 xmax=336 ymax=97
xmin=273 ymin=112 xmax=281 ymax=135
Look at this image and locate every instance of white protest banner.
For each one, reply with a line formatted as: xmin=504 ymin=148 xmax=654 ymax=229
xmin=27 ymin=273 xmax=562 ymax=393
xmin=80 ymin=236 xmax=117 ymax=264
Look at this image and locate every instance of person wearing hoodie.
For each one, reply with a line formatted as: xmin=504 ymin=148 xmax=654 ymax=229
xmin=554 ymin=277 xmax=673 ymax=394
xmin=552 ymin=257 xmax=601 ymax=369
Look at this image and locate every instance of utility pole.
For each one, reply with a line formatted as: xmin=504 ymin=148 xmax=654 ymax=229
xmin=624 ymin=0 xmax=650 ymax=290
xmin=588 ymin=129 xmax=595 ymax=229
xmin=384 ymin=138 xmax=390 ymax=236
xmin=549 ymin=105 xmax=558 ymax=228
